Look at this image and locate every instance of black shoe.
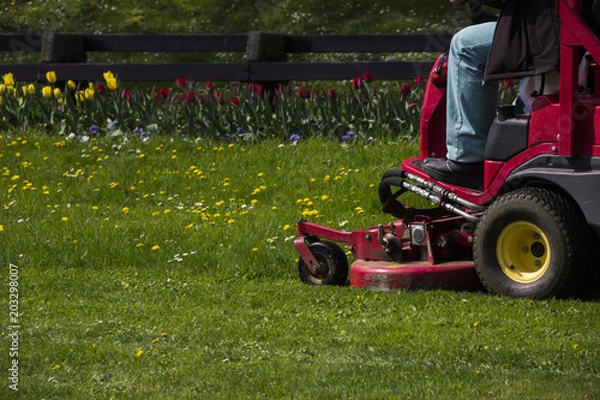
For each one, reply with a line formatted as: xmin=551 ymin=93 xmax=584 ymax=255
xmin=421 ymin=158 xmax=483 ymax=190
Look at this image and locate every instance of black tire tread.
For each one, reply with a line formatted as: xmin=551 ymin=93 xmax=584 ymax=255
xmin=474 ymin=187 xmax=587 ymax=298
xmin=298 ymin=241 xmax=349 ymax=286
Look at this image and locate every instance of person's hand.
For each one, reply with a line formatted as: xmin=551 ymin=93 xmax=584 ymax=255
xmin=449 ymin=0 xmax=466 ymax=6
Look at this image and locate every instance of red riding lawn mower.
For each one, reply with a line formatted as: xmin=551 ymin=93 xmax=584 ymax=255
xmin=294 ymin=0 xmax=600 ymax=299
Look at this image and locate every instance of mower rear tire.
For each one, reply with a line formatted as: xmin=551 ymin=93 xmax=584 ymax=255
xmin=298 ymin=241 xmax=348 ymax=286
xmin=474 ymin=187 xmax=585 ymax=299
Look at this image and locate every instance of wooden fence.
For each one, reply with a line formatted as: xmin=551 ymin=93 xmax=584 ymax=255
xmin=0 ymin=32 xmax=453 ymax=83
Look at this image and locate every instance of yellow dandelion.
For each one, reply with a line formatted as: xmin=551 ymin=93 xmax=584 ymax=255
xmin=252 ymin=247 xmax=259 ymax=252
xmin=0 ymin=225 xmax=4 ymax=232
xmin=135 ymin=348 xmax=143 ymax=357
xmin=151 ymin=245 xmax=160 ymax=251
xmin=61 ymin=217 xmax=68 ymax=222
xmin=50 ymin=364 xmax=61 ymax=371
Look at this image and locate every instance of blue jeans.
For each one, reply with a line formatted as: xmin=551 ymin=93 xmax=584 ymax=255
xmin=446 ymin=22 xmax=498 ymax=163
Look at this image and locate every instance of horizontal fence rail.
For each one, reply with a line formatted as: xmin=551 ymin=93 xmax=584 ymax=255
xmin=0 ymin=32 xmax=453 ymax=83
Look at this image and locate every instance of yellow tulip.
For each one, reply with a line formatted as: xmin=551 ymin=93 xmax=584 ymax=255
xmin=46 ymin=71 xmax=57 ymax=84
xmin=106 ymin=78 xmax=118 ymax=90
xmin=84 ymin=87 xmax=94 ymax=100
xmin=28 ymin=83 xmax=35 ymax=94
xmin=42 ymin=86 xmax=53 ymax=99
xmin=67 ymin=80 xmax=76 ymax=90
xmin=53 ymin=87 xmax=62 ymax=99
xmin=3 ymin=72 xmax=14 ymax=86
xmin=103 ymin=71 xmax=115 ymax=82
xmin=0 ymin=84 xmax=5 ymax=95
xmin=106 ymin=77 xmax=118 ymax=90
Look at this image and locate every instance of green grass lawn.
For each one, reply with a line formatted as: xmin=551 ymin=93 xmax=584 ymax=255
xmin=1 ymin=132 xmax=599 ymax=399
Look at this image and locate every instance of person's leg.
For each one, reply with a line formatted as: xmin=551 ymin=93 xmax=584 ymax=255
xmin=446 ymin=21 xmax=498 ymax=163
xmin=422 ymin=22 xmax=497 ymax=190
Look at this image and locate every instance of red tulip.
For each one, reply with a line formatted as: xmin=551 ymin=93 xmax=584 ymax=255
xmin=298 ymin=87 xmax=311 ymax=99
xmin=159 ymin=87 xmax=170 ymax=99
xmin=182 ymin=91 xmax=196 ymax=103
xmin=121 ymin=89 xmax=132 ymax=100
xmin=401 ymin=83 xmax=411 ymax=98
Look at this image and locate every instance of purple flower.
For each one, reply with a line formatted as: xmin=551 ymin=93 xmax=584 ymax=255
xmin=90 ymin=125 xmax=99 ymax=134
xmin=290 ymin=133 xmax=301 ymax=143
xmin=341 ymin=130 xmax=355 ymax=142
xmin=133 ymin=126 xmax=150 ymax=139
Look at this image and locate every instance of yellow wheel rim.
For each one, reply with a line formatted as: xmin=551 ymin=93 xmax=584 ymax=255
xmin=496 ymin=221 xmax=551 ymax=283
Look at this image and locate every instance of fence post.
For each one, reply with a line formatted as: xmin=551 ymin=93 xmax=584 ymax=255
xmin=41 ymin=33 xmax=86 ymax=63
xmin=245 ymin=31 xmax=285 ymax=90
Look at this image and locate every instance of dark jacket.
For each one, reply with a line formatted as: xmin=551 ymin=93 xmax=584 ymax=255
xmin=484 ymin=0 xmax=561 ymax=82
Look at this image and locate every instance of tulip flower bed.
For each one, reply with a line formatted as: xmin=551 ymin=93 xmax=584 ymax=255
xmin=1 ymin=128 xmax=600 ymax=398
xmin=0 ymin=70 xmax=425 ymax=143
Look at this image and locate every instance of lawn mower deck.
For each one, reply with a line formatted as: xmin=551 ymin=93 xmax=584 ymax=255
xmin=295 ymin=198 xmax=484 ymax=292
